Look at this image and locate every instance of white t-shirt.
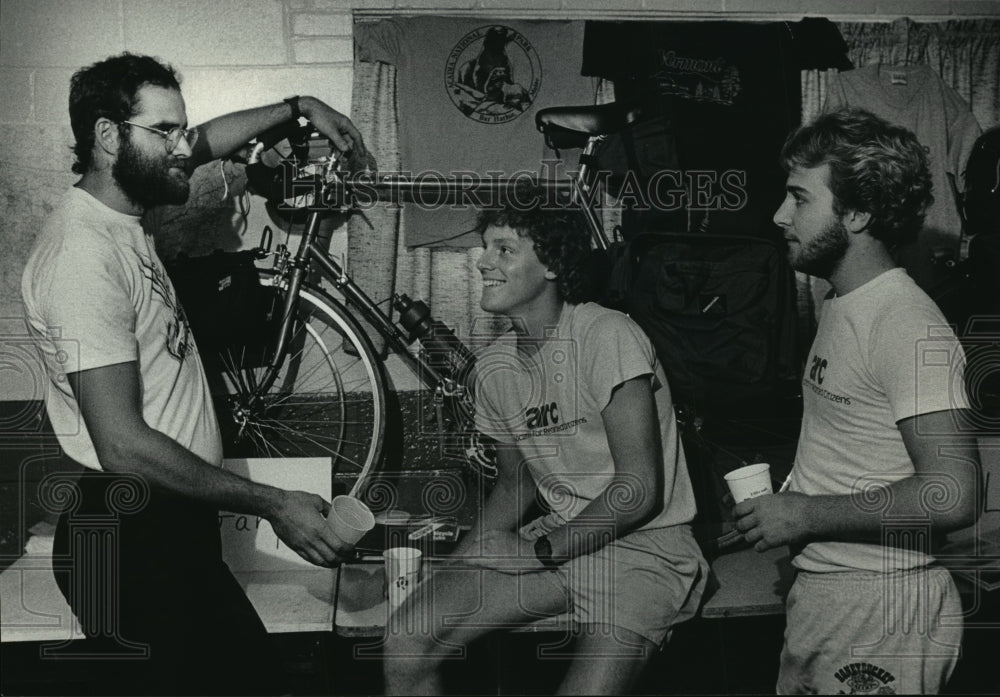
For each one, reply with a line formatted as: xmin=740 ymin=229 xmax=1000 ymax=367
xmin=790 ymin=268 xmax=970 ymax=573
xmin=474 ymin=302 xmax=697 ymax=530
xmin=21 ymin=187 xmax=222 ymax=470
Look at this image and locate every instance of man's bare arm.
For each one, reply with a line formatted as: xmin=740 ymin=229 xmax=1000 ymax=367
xmin=735 ymin=410 xmax=981 ymax=551
xmin=70 ymin=361 xmax=350 ymax=566
xmin=546 ymin=376 xmax=666 ymax=561
xmin=190 ymin=96 xmax=366 ymax=167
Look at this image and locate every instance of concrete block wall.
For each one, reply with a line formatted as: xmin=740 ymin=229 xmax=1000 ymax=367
xmin=2 ymin=0 xmax=997 ymax=401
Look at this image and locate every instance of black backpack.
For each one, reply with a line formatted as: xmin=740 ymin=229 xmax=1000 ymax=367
xmin=963 ymin=125 xmax=1000 ymax=239
xmin=164 ymin=249 xmax=278 ymax=368
xmin=956 ymin=126 xmax=1000 ymax=417
xmin=618 ymin=231 xmax=799 ymax=420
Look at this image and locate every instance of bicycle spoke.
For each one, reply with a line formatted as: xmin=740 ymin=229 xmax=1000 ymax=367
xmin=249 ymin=421 xmax=280 ymax=458
xmin=255 ymin=417 xmax=370 ymax=427
xmin=255 ymin=418 xmax=372 ymax=448
xmin=210 ymin=272 xmax=387 ymax=496
xmin=253 ymin=420 xmax=367 ymax=471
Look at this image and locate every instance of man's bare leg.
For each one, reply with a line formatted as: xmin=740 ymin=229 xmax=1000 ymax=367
xmin=383 ymin=563 xmax=569 ymax=696
xmin=557 ymin=625 xmax=657 ymax=696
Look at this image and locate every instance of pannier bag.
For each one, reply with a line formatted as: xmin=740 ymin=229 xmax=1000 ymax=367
xmin=165 ymin=249 xmax=278 ymax=368
xmin=623 ymin=231 xmax=799 ymax=420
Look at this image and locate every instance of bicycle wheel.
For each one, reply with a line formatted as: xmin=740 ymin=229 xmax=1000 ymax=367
xmin=206 ymin=271 xmax=389 ymax=497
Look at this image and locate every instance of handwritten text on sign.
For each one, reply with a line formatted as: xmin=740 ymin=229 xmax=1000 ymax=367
xmin=219 ymin=458 xmax=331 ymax=572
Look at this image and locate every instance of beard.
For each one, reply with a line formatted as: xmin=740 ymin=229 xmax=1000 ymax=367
xmin=789 ymin=217 xmax=849 ymax=278
xmin=113 ymin=134 xmax=190 ymax=209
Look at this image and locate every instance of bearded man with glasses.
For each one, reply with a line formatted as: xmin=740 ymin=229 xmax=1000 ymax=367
xmin=21 ymin=52 xmax=367 ymax=696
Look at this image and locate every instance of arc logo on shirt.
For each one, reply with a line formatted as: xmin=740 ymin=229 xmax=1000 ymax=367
xmin=808 ymin=354 xmax=828 ymax=385
xmin=445 ymin=25 xmax=541 ymax=124
xmin=525 ymin=401 xmax=559 ymax=429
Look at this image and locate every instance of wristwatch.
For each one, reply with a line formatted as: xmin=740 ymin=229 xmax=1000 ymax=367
xmin=284 ymin=95 xmax=302 ymax=122
xmin=534 ymin=535 xmax=559 ymax=570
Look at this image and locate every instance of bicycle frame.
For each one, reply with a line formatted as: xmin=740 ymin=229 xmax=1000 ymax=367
xmin=252 ymin=165 xmax=609 ymax=395
xmin=239 ymin=119 xmax=616 ymax=447
xmin=254 ymin=209 xmax=456 ymax=406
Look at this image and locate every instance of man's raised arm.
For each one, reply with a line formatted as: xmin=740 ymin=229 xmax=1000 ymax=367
xmin=190 ymin=96 xmax=366 ymax=167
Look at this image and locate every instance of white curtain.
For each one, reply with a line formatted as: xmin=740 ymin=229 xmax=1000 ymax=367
xmin=796 ymin=18 xmax=1000 ymax=335
xmin=348 ymin=61 xmax=488 ymax=349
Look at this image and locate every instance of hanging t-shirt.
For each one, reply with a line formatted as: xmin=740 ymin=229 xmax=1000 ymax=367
xmin=823 ymin=64 xmax=982 ymax=292
xmin=355 ymin=17 xmax=596 ymax=248
xmin=582 ymin=19 xmax=851 ymax=240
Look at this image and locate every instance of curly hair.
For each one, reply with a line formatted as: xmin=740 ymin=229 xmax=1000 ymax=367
xmin=475 ymin=192 xmax=592 ymax=304
xmin=69 ymin=52 xmax=181 ymax=175
xmin=780 ymin=107 xmax=933 ymax=246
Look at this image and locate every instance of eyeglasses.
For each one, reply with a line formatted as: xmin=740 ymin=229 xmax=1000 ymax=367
xmin=121 ymin=120 xmax=198 ymax=152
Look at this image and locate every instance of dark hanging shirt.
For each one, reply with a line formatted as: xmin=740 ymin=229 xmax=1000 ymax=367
xmin=582 ymin=19 xmax=850 ymax=239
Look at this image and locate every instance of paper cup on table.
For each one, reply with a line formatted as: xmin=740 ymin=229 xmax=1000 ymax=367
xmin=384 ymin=547 xmax=422 ymax=608
xmin=326 ymin=495 xmax=375 ymax=545
xmin=724 ymin=463 xmax=773 ymax=504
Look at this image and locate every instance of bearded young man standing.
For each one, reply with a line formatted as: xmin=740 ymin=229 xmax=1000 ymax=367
xmin=21 ymin=52 xmax=366 ymax=695
xmin=734 ymin=107 xmax=981 ymax=694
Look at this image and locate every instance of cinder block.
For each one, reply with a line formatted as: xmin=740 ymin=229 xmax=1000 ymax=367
xmin=641 ymin=0 xmax=726 ymax=12
xmin=1 ymin=123 xmax=76 ymax=173
xmin=876 ymin=0 xmax=953 ymax=15
xmin=312 ymin=0 xmax=394 ymax=9
xmin=33 ymin=69 xmax=75 ymax=126
xmin=801 ymin=0 xmax=878 ymax=15
xmin=179 ymin=66 xmax=354 ymax=125
xmin=291 ymin=12 xmax=353 ymax=36
xmin=0 ymin=70 xmax=32 ymax=123
xmin=0 ymin=0 xmax=123 ymax=68
xmin=292 ymin=37 xmax=354 ymax=63
xmin=802 ymin=0 xmax=891 ymax=14
xmin=124 ymin=0 xmax=286 ymax=67
xmin=950 ymin=0 xmax=1000 ymax=14
xmin=479 ymin=0 xmax=562 ymax=9
xmin=563 ymin=0 xmax=644 ymax=10
xmin=722 ymin=0 xmax=804 ymax=12
xmin=949 ymin=0 xmax=1000 ymax=15
xmin=392 ymin=0 xmax=480 ymax=9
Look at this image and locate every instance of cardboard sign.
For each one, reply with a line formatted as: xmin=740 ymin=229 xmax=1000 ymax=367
xmin=219 ymin=457 xmax=331 ymax=572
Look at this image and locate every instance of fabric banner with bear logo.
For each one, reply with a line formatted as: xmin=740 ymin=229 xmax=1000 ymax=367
xmin=355 ymin=17 xmax=595 ymax=248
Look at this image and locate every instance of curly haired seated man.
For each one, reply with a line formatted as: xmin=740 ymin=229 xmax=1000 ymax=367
xmin=382 ymin=195 xmax=708 ymax=695
xmin=734 ymin=107 xmax=981 ymax=694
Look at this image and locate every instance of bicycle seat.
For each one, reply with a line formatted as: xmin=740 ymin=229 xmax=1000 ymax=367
xmin=536 ymin=103 xmax=644 ymax=149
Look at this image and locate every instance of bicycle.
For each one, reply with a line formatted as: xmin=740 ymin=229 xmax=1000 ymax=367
xmin=194 ymin=103 xmax=644 ymax=500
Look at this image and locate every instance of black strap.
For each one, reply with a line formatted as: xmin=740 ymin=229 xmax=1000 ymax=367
xmin=284 ymin=95 xmax=301 ymax=122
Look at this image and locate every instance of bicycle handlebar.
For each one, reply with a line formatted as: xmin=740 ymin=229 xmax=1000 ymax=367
xmin=242 ymin=119 xmax=603 ymax=250
xmin=246 ymin=156 xmax=577 ymax=210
